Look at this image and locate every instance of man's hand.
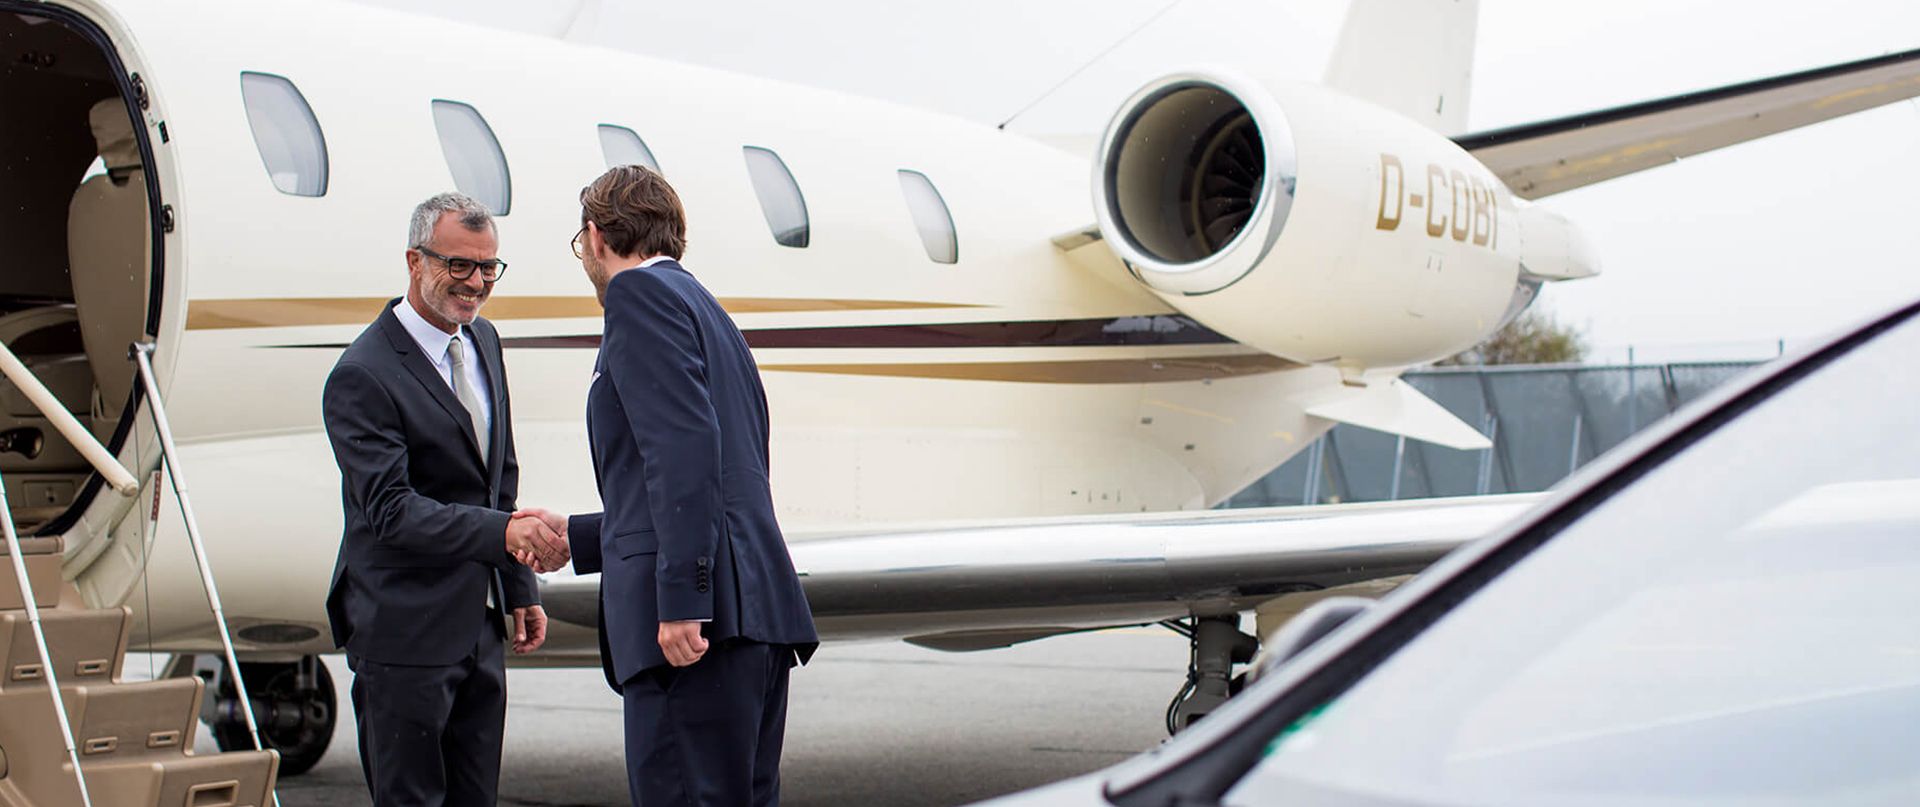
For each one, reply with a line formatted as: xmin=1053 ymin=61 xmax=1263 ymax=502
xmin=658 ymin=620 xmax=708 ymax=667
xmin=512 ymin=605 xmax=548 ymax=654
xmin=505 ymin=514 xmax=568 ymax=572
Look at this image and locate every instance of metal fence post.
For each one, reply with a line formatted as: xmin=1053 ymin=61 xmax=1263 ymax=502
xmin=1567 ymin=413 xmax=1584 ymax=478
xmin=1626 ymin=346 xmax=1638 ymax=434
xmin=1388 ymin=435 xmax=1405 ymax=501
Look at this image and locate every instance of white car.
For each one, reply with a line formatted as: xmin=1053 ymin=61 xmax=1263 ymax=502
xmin=987 ymin=297 xmax=1920 ymax=807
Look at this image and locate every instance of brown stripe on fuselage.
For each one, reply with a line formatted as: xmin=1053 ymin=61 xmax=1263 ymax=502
xmin=185 ymin=296 xmax=978 ymax=330
xmin=758 ymin=354 xmax=1301 ymax=384
xmin=494 ymin=315 xmax=1234 ymax=351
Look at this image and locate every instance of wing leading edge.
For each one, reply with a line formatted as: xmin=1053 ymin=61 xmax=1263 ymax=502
xmin=536 ymin=494 xmax=1539 ymax=654
xmin=1459 ymin=47 xmax=1920 ymax=199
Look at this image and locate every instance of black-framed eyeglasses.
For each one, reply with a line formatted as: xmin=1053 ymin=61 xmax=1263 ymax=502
xmin=571 ymin=225 xmax=588 ymax=259
xmin=415 ymin=246 xmax=507 ymax=281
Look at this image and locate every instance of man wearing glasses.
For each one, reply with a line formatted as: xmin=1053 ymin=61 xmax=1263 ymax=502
xmin=321 ymin=192 xmax=567 ymax=805
xmin=517 ymin=166 xmax=817 ymax=806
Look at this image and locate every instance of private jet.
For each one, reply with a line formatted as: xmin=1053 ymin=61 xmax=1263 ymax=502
xmin=1 ymin=0 xmax=1916 ymax=798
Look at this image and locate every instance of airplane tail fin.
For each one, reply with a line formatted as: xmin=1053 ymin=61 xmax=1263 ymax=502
xmin=1323 ymin=0 xmax=1480 ymax=135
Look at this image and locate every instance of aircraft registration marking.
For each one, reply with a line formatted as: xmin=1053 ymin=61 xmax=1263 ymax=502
xmin=1373 ymin=153 xmax=1505 ymax=251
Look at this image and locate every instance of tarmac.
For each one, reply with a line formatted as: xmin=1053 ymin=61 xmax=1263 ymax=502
xmin=177 ymin=626 xmax=1190 ymax=806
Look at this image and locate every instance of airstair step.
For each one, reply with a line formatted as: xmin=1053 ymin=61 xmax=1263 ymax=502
xmin=0 ymin=608 xmax=128 ymax=691
xmin=76 ymin=750 xmax=279 ymax=807
xmin=0 ymin=678 xmax=205 ymax=765
xmin=0 ymin=539 xmax=61 ymax=612
xmin=65 ymin=678 xmax=205 ymax=763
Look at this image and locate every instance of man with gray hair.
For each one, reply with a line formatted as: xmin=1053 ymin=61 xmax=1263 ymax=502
xmin=322 ymin=192 xmax=567 ymax=805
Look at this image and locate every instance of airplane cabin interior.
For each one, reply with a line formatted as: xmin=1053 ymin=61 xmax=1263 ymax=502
xmin=1 ymin=9 xmax=153 ymax=535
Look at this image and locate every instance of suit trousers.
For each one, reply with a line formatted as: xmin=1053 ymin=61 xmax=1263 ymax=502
xmin=622 ymin=640 xmax=794 ymax=807
xmin=349 ymin=611 xmax=507 ymax=807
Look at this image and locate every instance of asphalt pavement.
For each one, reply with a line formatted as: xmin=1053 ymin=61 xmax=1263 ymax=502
xmin=232 ymin=626 xmax=1189 ymax=806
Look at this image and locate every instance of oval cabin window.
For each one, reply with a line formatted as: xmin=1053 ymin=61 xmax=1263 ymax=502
xmin=897 ymin=170 xmax=957 ymax=264
xmin=742 ymin=147 xmax=809 ymax=248
xmin=431 ymin=100 xmax=511 ymax=214
xmin=598 ymin=125 xmax=661 ymax=175
xmin=239 ymin=72 xmax=329 ymax=196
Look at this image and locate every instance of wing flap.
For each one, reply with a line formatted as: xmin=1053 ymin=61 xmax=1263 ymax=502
xmin=1459 ymin=47 xmax=1920 ymax=199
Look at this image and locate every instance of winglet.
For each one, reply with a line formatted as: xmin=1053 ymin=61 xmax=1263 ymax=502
xmin=1304 ymin=378 xmax=1490 ymax=450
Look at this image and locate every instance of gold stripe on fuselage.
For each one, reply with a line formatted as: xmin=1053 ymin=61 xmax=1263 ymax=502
xmin=759 ymin=354 xmax=1300 ymax=384
xmin=184 ymin=296 xmax=982 ymax=330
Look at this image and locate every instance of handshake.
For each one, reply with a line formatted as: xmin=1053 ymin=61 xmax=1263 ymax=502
xmin=504 ymin=507 xmax=571 ymax=573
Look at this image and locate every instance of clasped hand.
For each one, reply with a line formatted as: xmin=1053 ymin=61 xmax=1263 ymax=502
xmin=505 ymin=508 xmax=570 ymax=572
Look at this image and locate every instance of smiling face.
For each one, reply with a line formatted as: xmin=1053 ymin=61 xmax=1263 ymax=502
xmin=406 ymin=211 xmax=499 ymax=333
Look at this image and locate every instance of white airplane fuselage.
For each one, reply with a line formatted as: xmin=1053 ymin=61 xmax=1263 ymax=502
xmin=6 ymin=0 xmax=1552 ymax=658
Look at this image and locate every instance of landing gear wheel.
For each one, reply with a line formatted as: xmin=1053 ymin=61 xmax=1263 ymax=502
xmin=210 ymin=657 xmax=336 ymax=776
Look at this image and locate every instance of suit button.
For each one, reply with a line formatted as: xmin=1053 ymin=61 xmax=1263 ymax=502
xmin=696 ymin=583 xmax=709 ymax=593
xmin=696 ymin=557 xmax=709 ymax=568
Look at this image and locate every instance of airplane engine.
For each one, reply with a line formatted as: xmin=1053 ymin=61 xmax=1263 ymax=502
xmin=1093 ymin=70 xmax=1548 ymax=369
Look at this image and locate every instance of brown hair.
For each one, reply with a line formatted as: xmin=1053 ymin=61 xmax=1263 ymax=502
xmin=580 ymin=165 xmax=686 ymax=260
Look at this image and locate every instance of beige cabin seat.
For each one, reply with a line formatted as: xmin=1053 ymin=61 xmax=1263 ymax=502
xmin=66 ymin=98 xmax=152 ymax=441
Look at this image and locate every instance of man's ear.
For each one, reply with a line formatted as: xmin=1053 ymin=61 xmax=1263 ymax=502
xmin=586 ymin=221 xmax=607 ymax=259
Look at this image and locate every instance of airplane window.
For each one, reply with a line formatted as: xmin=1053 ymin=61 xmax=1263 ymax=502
xmin=597 ymin=125 xmax=661 ymax=174
xmin=431 ymin=100 xmax=511 ymax=214
xmin=742 ymin=146 xmax=808 ymax=248
xmin=897 ymin=170 xmax=957 ymax=264
xmin=239 ymin=72 xmax=329 ymax=197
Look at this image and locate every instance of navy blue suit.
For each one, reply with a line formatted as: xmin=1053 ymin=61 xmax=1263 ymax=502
xmin=567 ymin=260 xmax=817 ymax=806
xmin=322 ymin=303 xmax=536 ymax=806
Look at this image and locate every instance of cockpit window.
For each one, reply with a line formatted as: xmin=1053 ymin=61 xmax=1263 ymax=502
xmin=431 ymin=100 xmax=511 ymax=214
xmin=239 ymin=72 xmax=329 ymax=197
xmin=597 ymin=125 xmax=661 ymax=175
xmin=742 ymin=146 xmax=808 ymax=248
xmin=897 ymin=170 xmax=957 ymax=264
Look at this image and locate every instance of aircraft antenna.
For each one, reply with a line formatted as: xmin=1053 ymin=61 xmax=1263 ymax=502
xmin=996 ymin=0 xmax=1187 ymax=130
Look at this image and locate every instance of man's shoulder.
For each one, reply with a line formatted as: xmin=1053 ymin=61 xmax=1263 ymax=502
xmin=621 ymin=262 xmax=716 ymax=310
xmin=326 ymin=318 xmax=400 ymax=387
xmin=336 ymin=320 xmax=394 ymax=365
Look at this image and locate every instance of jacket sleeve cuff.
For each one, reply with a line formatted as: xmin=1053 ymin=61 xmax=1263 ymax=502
xmin=474 ymin=509 xmax=515 ymax=568
xmin=657 ymin=579 xmax=714 ymax=623
xmin=568 ymin=513 xmax=604 ymax=575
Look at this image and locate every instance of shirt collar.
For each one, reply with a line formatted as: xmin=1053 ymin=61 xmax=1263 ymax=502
xmin=637 ymin=255 xmax=674 ymax=269
xmin=392 ymin=299 xmax=461 ymax=365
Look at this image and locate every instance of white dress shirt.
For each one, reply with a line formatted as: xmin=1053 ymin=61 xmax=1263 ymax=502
xmin=392 ymin=299 xmax=493 ymax=437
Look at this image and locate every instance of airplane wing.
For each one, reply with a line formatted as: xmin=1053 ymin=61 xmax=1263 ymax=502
xmin=535 ymin=494 xmax=1538 ymax=653
xmin=1459 ymin=47 xmax=1920 ymax=199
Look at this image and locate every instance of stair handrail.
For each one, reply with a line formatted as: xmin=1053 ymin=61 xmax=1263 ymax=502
xmin=0 ymin=474 xmax=95 ymax=807
xmin=130 ymin=342 xmax=280 ymax=807
xmin=0 ymin=340 xmax=138 ymax=496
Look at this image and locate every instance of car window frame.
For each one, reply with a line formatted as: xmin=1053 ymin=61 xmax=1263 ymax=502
xmin=1105 ymin=297 xmax=1920 ymax=806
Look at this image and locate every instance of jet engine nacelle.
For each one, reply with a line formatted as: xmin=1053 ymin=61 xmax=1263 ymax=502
xmin=1093 ymin=70 xmax=1534 ymax=369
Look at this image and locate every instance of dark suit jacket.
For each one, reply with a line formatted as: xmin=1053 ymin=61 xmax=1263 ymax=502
xmin=322 ymin=300 xmax=538 ymax=667
xmin=567 ymin=261 xmax=817 ymax=688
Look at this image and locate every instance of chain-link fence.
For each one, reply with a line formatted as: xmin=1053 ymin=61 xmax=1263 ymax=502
xmin=1223 ymin=361 xmax=1765 ymax=508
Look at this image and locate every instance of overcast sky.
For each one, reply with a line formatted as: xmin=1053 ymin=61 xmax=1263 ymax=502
xmin=361 ymin=0 xmax=1920 ymax=361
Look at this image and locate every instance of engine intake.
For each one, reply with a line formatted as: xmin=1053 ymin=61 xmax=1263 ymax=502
xmin=1097 ymin=73 xmax=1297 ymax=295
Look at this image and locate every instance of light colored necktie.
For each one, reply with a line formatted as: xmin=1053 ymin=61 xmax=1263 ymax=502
xmin=446 ymin=336 xmax=500 ymax=614
xmin=445 ymin=336 xmax=490 ymax=462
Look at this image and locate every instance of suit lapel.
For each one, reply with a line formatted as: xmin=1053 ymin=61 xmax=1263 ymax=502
xmin=377 ymin=307 xmax=485 ymax=465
